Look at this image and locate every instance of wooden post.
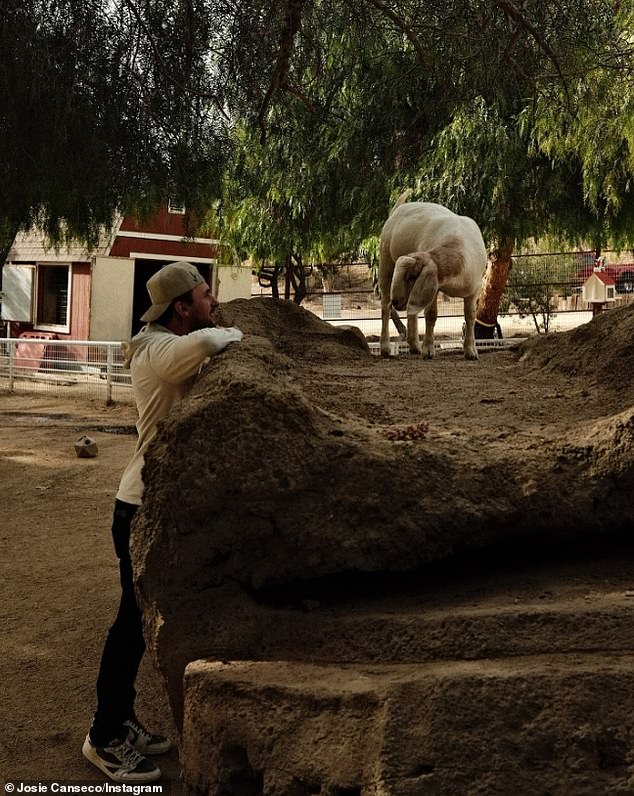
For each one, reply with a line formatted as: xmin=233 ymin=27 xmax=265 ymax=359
xmin=591 ymin=302 xmax=605 ymax=317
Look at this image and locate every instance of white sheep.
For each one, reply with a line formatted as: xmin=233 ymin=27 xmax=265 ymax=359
xmin=378 ymin=199 xmax=487 ymax=359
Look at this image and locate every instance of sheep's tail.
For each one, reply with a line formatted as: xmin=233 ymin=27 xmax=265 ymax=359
xmin=389 ymin=188 xmax=414 ymax=215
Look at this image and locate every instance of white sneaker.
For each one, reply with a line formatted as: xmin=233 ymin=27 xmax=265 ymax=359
xmin=82 ymin=734 xmax=161 ymax=782
xmin=124 ymin=718 xmax=172 ymax=755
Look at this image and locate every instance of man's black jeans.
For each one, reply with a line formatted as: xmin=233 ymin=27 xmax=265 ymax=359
xmin=90 ymin=500 xmax=145 ymax=746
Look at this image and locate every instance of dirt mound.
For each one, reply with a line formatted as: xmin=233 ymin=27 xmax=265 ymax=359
xmin=216 ymin=296 xmax=370 ymax=362
xmin=4 ymin=293 xmax=634 ymax=793
xmin=517 ymin=303 xmax=634 ymax=391
xmin=133 ymin=300 xmax=634 ymax=754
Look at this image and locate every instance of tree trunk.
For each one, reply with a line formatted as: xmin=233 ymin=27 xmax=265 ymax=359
xmin=475 ymin=240 xmax=513 ymax=338
xmin=289 ymin=252 xmax=307 ymax=304
xmin=284 ymin=253 xmax=292 ymax=300
xmin=257 ymin=262 xmax=282 ymax=298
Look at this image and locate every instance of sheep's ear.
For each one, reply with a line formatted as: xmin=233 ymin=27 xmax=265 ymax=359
xmin=396 ymin=255 xmax=419 ymax=277
xmin=408 ymin=254 xmax=428 ymax=277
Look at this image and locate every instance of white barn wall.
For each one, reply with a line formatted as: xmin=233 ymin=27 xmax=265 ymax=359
xmin=215 ymin=263 xmax=252 ymax=303
xmin=90 ymin=256 xmax=135 ymax=341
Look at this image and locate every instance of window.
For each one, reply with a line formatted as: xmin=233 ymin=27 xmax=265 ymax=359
xmin=35 ymin=264 xmax=70 ymax=331
xmin=168 ymin=198 xmax=186 ymax=215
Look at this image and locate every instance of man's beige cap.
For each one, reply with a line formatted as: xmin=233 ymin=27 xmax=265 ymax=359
xmin=140 ymin=261 xmax=206 ymax=322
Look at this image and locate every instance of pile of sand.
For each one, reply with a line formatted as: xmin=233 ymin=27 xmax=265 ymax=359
xmin=134 ymin=298 xmax=633 ymax=738
xmin=216 ymin=296 xmax=370 ymax=363
xmin=518 ymin=303 xmax=634 ymax=392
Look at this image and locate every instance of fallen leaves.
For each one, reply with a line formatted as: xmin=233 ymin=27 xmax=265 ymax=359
xmin=384 ymin=420 xmax=429 ymax=441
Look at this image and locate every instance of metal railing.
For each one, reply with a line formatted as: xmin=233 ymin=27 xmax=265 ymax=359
xmin=0 ymin=337 xmax=132 ymax=403
xmin=297 ymin=290 xmax=600 ymax=340
xmin=254 ymin=249 xmax=634 ymax=338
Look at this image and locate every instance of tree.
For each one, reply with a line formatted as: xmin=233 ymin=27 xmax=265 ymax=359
xmin=216 ymin=0 xmax=630 ymax=321
xmin=0 ymin=0 xmax=228 ymax=261
xmin=407 ymin=15 xmax=634 ymax=334
xmin=500 ymin=254 xmax=579 ymax=334
xmin=2 ymin=0 xmax=631 ymax=290
xmin=532 ymin=33 xmax=634 ymax=250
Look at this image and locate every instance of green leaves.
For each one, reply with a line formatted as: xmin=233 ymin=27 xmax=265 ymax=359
xmin=0 ymin=0 xmax=229 ymax=249
xmin=2 ymin=0 xmax=633 ymax=266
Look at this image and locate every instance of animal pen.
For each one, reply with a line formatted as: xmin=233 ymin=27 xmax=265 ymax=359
xmin=2 ymin=250 xmax=632 ymax=401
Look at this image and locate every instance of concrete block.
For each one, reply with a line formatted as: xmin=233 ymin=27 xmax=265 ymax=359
xmin=182 ymin=658 xmax=634 ymax=796
xmin=74 ymin=435 xmax=98 ymax=458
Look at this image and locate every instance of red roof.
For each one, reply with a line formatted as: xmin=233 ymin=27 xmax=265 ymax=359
xmin=587 ymin=270 xmax=616 ymax=285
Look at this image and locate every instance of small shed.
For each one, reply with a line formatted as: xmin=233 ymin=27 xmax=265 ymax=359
xmin=582 ymin=270 xmax=617 ymax=305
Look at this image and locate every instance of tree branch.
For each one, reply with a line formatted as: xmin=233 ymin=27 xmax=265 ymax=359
xmin=258 ymin=0 xmax=305 ymax=144
xmin=500 ymin=27 xmax=532 ymax=82
xmin=122 ymin=0 xmax=228 ymax=118
xmin=493 ymin=0 xmax=570 ymax=98
xmin=363 ymin=0 xmax=432 ymax=68
xmin=282 ymin=82 xmax=315 ymax=112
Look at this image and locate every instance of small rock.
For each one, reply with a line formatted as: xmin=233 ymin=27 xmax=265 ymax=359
xmin=74 ymin=435 xmax=98 ymax=458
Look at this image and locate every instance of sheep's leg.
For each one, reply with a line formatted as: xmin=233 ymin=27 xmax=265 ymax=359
xmin=463 ymin=294 xmax=479 ymax=360
xmin=380 ymin=300 xmax=392 ymax=357
xmin=421 ymin=294 xmax=438 ymax=358
xmin=378 ymin=251 xmax=395 ymax=357
xmin=406 ymin=312 xmax=422 ymax=355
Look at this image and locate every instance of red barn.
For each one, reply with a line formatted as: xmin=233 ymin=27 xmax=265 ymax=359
xmin=1 ymin=201 xmax=251 ymax=342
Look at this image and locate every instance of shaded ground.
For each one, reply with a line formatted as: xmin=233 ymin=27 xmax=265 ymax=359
xmin=2 ymin=298 xmax=633 ymax=790
xmin=0 ymin=397 xmax=182 ymax=788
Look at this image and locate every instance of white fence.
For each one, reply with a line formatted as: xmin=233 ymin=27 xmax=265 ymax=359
xmin=300 ymin=291 xmax=597 ymax=339
xmin=0 ymin=338 xmax=133 ymax=403
xmin=0 ymin=298 xmax=599 ymax=403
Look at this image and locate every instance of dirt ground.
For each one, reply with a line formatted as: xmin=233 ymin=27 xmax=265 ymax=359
xmin=0 ymin=395 xmax=184 ymax=788
xmin=1 ymin=299 xmax=633 ymax=791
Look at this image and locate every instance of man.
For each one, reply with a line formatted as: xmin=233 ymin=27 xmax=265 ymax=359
xmin=82 ymin=261 xmax=243 ymax=783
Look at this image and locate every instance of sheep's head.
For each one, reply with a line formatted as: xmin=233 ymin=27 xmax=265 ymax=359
xmin=390 ymin=254 xmax=426 ymax=311
xmin=390 ymin=255 xmax=418 ymax=310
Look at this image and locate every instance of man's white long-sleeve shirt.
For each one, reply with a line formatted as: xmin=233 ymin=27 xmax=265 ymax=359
xmin=116 ymin=322 xmax=243 ymax=505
